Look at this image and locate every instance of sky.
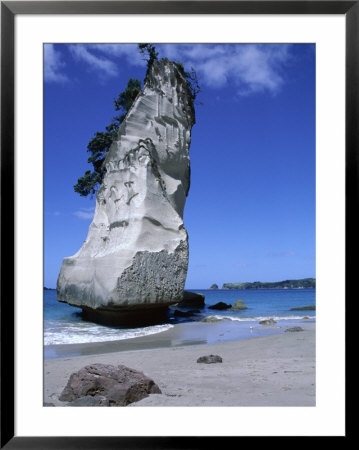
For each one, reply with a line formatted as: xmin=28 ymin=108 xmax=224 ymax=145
xmin=44 ymin=43 xmax=315 ymax=289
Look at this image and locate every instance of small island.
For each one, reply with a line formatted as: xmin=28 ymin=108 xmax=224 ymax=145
xmin=209 ymin=284 xmax=219 ymax=289
xmin=222 ymin=278 xmax=315 ymax=290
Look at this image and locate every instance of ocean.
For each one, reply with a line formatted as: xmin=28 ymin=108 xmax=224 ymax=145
xmin=44 ymin=288 xmax=315 ymax=348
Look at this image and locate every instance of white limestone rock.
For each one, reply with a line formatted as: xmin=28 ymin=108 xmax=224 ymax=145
xmin=57 ymin=59 xmax=195 ymax=323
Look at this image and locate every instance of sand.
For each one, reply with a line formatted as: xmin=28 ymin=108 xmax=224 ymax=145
xmin=44 ymin=322 xmax=315 ymax=407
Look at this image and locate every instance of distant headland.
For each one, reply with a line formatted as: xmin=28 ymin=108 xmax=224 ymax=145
xmin=214 ymin=278 xmax=315 ymax=290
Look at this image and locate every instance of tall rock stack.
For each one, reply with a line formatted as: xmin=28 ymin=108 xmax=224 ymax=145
xmin=57 ymin=59 xmax=195 ymax=325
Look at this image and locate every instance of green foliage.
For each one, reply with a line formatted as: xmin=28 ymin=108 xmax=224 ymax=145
xmin=74 ymin=170 xmax=103 ymax=197
xmin=138 ymin=43 xmax=159 ymax=74
xmin=113 ymin=78 xmax=142 ymax=122
xmin=74 ymin=78 xmax=142 ymax=197
xmin=175 ymin=61 xmax=201 ymax=102
xmin=184 ymin=67 xmax=201 ymax=102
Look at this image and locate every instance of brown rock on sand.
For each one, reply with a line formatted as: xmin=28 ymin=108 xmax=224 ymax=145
xmin=59 ymin=363 xmax=161 ymax=406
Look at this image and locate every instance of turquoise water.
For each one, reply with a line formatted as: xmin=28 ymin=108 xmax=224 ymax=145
xmin=44 ymin=288 xmax=315 ymax=346
xmin=190 ymin=288 xmax=315 ymax=320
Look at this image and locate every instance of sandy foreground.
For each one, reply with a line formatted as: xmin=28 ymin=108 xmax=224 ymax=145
xmin=44 ymin=322 xmax=315 ymax=407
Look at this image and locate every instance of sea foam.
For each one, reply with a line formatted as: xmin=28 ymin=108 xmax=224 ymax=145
xmin=207 ymin=314 xmax=316 ymax=322
xmin=44 ymin=322 xmax=174 ymax=345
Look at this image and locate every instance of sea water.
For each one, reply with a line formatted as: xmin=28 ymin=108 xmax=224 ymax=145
xmin=44 ymin=288 xmax=315 ymax=347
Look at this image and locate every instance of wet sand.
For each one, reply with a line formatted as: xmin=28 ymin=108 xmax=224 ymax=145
xmin=44 ymin=322 xmax=315 ymax=407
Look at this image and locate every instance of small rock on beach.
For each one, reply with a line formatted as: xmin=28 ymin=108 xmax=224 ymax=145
xmin=197 ymin=354 xmax=223 ymax=364
xmin=285 ymin=326 xmax=304 ymax=332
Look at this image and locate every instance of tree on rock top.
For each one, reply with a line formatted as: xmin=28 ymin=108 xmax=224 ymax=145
xmin=138 ymin=43 xmax=159 ymax=77
xmin=74 ymin=44 xmax=199 ymax=198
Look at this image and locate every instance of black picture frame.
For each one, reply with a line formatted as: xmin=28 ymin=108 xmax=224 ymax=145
xmin=1 ymin=1 xmax=352 ymax=447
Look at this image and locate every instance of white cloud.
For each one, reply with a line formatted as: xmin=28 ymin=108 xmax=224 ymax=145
xmin=44 ymin=44 xmax=68 ymax=83
xmin=159 ymin=43 xmax=292 ymax=95
xmin=233 ymin=45 xmax=290 ymax=94
xmin=89 ymin=44 xmax=145 ymax=67
xmin=45 ymin=43 xmax=293 ymax=94
xmin=69 ymin=44 xmax=119 ymax=78
xmin=73 ymin=207 xmax=95 ymax=220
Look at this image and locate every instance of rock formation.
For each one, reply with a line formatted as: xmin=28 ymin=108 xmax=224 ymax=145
xmin=173 ymin=309 xmax=200 ymax=317
xmin=208 ymin=302 xmax=232 ymax=310
xmin=200 ymin=316 xmax=231 ymax=323
xmin=57 ymin=59 xmax=195 ymax=324
xmin=176 ymin=291 xmax=205 ymax=308
xmin=230 ymin=299 xmax=248 ymax=310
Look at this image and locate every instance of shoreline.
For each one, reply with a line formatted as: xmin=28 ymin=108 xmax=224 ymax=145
xmin=44 ymin=317 xmax=315 ymax=359
xmin=44 ymin=322 xmax=315 ymax=407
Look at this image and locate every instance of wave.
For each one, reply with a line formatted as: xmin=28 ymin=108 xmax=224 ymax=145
xmin=44 ymin=322 xmax=174 ymax=346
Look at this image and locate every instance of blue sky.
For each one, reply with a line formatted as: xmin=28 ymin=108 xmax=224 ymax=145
xmin=44 ymin=43 xmax=315 ymax=289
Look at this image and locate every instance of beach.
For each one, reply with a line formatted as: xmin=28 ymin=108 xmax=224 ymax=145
xmin=44 ymin=321 xmax=315 ymax=407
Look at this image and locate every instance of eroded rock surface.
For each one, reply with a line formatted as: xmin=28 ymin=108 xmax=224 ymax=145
xmin=57 ymin=59 xmax=195 ymax=323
